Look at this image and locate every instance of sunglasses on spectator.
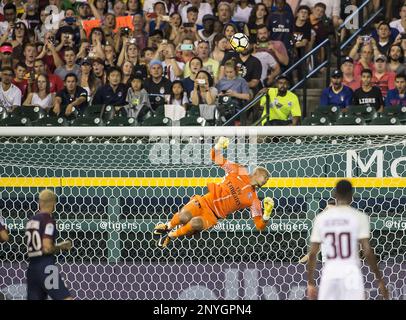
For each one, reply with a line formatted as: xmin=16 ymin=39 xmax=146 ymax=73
xmin=2 ymin=73 xmax=13 ymax=76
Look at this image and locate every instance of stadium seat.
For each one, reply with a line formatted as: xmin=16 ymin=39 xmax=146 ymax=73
xmin=139 ymin=105 xmax=172 ymax=126
xmin=13 ymin=106 xmax=46 ymax=122
xmin=179 ymin=105 xmax=206 ymax=126
xmin=70 ymin=116 xmax=104 ymax=126
xmin=302 ymin=114 xmax=331 ymax=126
xmin=0 ymin=116 xmax=31 ymax=126
xmin=383 ymin=105 xmax=406 ymax=123
xmin=313 ymin=106 xmax=342 ymax=123
xmin=347 ymin=104 xmax=377 ymax=122
xmin=370 ymin=115 xmax=400 ymax=125
xmin=31 ymin=115 xmax=68 ymax=126
xmin=335 ymin=114 xmax=366 ymax=125
xmin=0 ymin=106 xmax=8 ymax=120
xmin=84 ymin=104 xmax=116 ymax=122
xmin=106 ymin=116 xmax=137 ymax=126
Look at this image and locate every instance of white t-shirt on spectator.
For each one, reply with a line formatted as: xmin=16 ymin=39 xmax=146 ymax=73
xmin=301 ymin=0 xmax=341 ymax=18
xmin=233 ymin=6 xmax=252 ymax=24
xmin=0 ymin=83 xmax=22 ymax=110
xmin=253 ymin=51 xmax=278 ymax=82
xmin=390 ymin=19 xmax=406 ymax=34
xmin=181 ymin=3 xmax=213 ymax=26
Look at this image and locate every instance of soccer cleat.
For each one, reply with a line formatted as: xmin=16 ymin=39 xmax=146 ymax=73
xmin=157 ymin=234 xmax=171 ymax=248
xmin=154 ymin=223 xmax=169 ymax=235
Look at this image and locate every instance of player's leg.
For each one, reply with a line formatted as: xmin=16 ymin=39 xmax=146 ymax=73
xmin=318 ymin=277 xmax=339 ymax=300
xmin=339 ymin=269 xmax=365 ymax=300
xmin=45 ymin=268 xmax=72 ymax=300
xmin=157 ymin=201 xmax=217 ymax=248
xmin=26 ymin=267 xmax=47 ymax=300
xmin=154 ymin=207 xmax=193 ymax=235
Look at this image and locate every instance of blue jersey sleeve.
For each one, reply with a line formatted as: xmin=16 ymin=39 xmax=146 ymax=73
xmin=320 ymin=88 xmax=330 ymax=107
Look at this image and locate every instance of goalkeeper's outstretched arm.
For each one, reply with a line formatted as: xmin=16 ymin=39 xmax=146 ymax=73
xmin=210 ymin=137 xmax=230 ymax=167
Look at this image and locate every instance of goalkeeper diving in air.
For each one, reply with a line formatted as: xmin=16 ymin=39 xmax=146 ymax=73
xmin=154 ymin=137 xmax=274 ymax=248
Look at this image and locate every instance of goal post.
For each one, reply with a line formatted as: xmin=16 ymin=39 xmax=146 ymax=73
xmin=0 ymin=127 xmax=405 ymax=300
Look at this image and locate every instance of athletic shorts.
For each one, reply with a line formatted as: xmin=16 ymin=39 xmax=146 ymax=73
xmin=182 ymin=194 xmax=218 ymax=230
xmin=27 ymin=263 xmax=71 ymax=300
xmin=318 ymin=268 xmax=365 ymax=300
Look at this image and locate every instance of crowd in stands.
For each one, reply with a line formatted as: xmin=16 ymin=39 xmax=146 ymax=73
xmin=0 ymin=0 xmax=404 ymax=126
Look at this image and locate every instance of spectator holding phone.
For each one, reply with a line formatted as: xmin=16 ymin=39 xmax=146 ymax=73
xmin=154 ymin=41 xmax=185 ymax=81
xmin=145 ymin=2 xmax=171 ymax=37
xmin=191 ymin=69 xmax=217 ymax=106
xmin=36 ymin=32 xmax=64 ymax=74
xmin=182 ymin=56 xmax=203 ymax=96
xmin=216 ymin=59 xmax=250 ymax=102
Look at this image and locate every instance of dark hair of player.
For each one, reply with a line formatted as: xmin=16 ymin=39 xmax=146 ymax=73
xmin=335 ymin=179 xmax=353 ymax=201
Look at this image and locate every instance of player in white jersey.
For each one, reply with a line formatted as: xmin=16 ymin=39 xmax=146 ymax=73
xmin=307 ymin=180 xmax=389 ymax=300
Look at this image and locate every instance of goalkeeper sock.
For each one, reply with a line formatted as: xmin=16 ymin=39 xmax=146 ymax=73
xmin=169 ymin=223 xmax=194 ymax=239
xmin=168 ymin=212 xmax=182 ymax=229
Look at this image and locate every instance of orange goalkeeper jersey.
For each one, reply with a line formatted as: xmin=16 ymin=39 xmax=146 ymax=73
xmin=206 ymin=148 xmax=263 ymax=220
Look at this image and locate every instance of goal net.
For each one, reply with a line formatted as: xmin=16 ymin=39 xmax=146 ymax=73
xmin=0 ymin=127 xmax=405 ymax=300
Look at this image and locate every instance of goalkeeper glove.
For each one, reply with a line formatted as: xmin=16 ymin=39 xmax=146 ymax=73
xmin=214 ymin=136 xmax=230 ymax=150
xmin=263 ymin=197 xmax=274 ymax=221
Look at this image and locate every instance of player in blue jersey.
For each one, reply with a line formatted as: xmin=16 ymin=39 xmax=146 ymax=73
xmin=0 ymin=213 xmax=9 ymax=242
xmin=25 ymin=190 xmax=73 ymax=300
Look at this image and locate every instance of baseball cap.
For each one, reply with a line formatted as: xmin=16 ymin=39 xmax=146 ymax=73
xmin=0 ymin=45 xmax=13 ymax=54
xmin=276 ymin=74 xmax=290 ymax=82
xmin=342 ymin=56 xmax=354 ymax=64
xmin=81 ymin=58 xmax=92 ymax=66
xmin=375 ymin=54 xmax=387 ymax=62
xmin=331 ymin=69 xmax=343 ymax=78
xmin=149 ymin=59 xmax=163 ymax=67
xmin=202 ymin=14 xmax=217 ymax=23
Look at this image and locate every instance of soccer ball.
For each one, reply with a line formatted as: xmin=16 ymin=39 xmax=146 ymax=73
xmin=229 ymin=33 xmax=249 ymax=53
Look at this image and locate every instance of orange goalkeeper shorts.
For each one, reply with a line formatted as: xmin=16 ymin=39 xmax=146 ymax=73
xmin=182 ymin=193 xmax=218 ymax=230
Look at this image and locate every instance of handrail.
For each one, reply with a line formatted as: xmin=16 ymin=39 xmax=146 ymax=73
xmin=337 ymin=4 xmax=384 ymax=67
xmin=290 ymin=60 xmax=329 ymax=91
xmin=339 ymin=7 xmax=384 ymax=52
xmin=282 ymin=39 xmax=330 ymax=76
xmin=224 ymin=39 xmax=331 ymax=126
